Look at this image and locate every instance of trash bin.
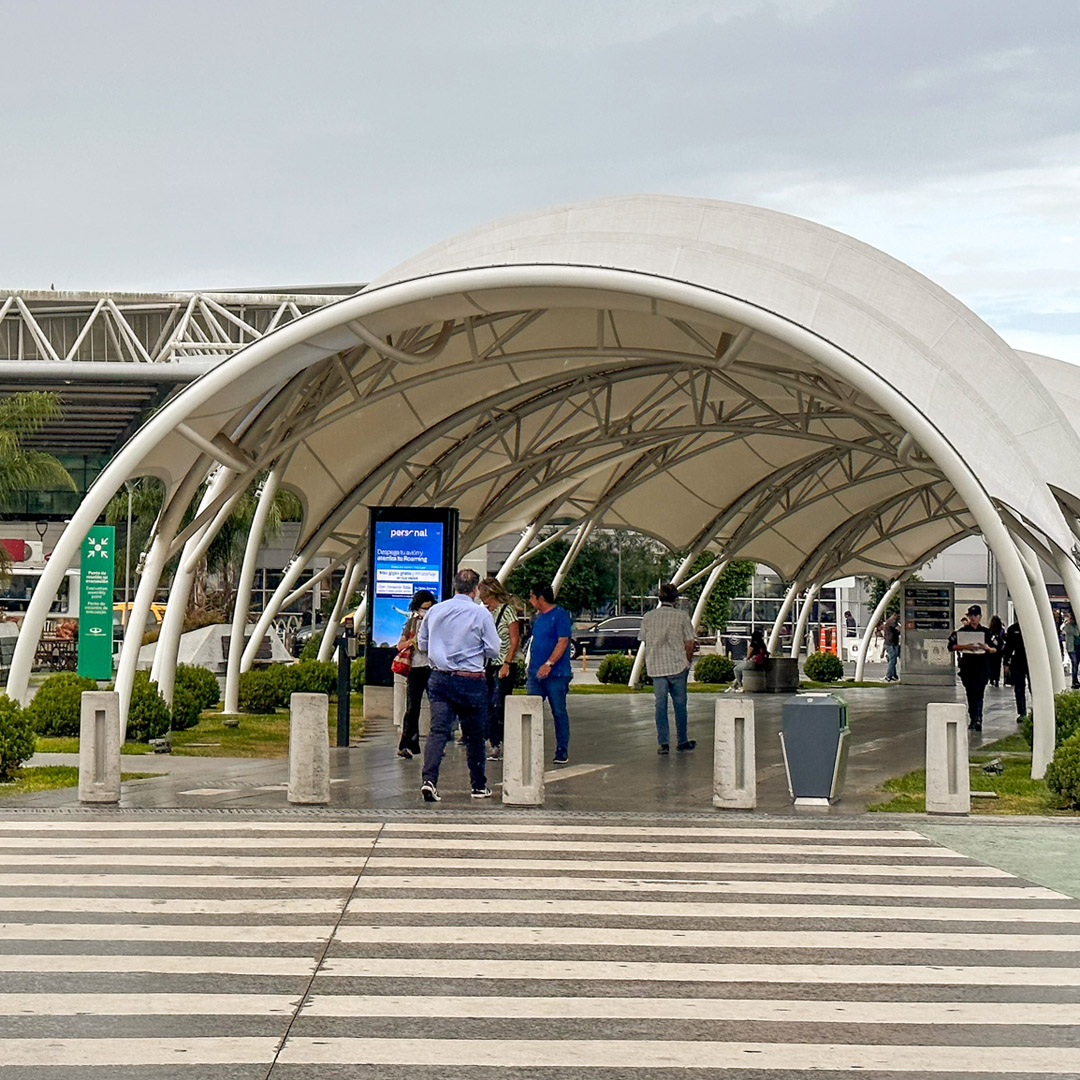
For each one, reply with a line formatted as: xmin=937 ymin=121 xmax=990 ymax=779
xmin=779 ymin=692 xmax=850 ymax=805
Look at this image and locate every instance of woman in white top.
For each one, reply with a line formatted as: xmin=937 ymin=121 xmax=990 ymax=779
xmin=477 ymin=577 xmax=521 ymax=761
xmin=396 ymin=589 xmax=436 ymax=759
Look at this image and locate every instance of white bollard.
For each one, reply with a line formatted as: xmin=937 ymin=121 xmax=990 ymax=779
xmin=925 ymin=702 xmax=970 ymax=815
xmin=713 ymin=697 xmax=757 ymax=809
xmin=288 ymin=693 xmax=330 ymax=805
xmin=78 ymin=691 xmax=121 ymax=803
xmin=503 ymin=694 xmax=544 ymax=805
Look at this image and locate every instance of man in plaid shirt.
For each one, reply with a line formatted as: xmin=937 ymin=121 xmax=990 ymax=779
xmin=638 ymin=583 xmax=697 ymax=755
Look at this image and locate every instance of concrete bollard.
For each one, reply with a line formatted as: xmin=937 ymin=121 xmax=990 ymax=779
xmin=288 ymin=693 xmax=330 ymax=805
xmin=713 ymin=697 xmax=757 ymax=809
xmin=503 ymin=694 xmax=544 ymax=805
xmin=78 ymin=691 xmax=121 ymax=803
xmin=925 ymin=702 xmax=970 ymax=815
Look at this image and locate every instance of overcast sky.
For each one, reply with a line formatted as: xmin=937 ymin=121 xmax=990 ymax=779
xmin=2 ymin=0 xmax=1078 ymax=361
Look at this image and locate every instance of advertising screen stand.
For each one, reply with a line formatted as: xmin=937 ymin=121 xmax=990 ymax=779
xmin=365 ymin=507 xmax=458 ymax=719
xmin=901 ymin=582 xmax=955 ymax=686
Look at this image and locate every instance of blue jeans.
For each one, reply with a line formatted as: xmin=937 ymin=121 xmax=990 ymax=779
xmin=885 ymin=643 xmax=899 ymax=680
xmin=652 ymin=670 xmax=688 ymax=746
xmin=422 ymin=671 xmax=488 ymax=789
xmin=526 ymin=672 xmax=571 ymax=756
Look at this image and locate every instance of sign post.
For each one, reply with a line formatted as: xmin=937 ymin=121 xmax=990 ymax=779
xmin=78 ymin=525 xmax=115 ymax=679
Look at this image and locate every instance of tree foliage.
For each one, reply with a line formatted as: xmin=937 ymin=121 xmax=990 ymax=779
xmin=866 ymin=574 xmax=921 ymax=619
xmin=679 ymin=557 xmax=756 ymax=632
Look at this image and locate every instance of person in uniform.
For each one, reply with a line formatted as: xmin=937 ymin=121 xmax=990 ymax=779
xmin=948 ymin=604 xmax=996 ymax=731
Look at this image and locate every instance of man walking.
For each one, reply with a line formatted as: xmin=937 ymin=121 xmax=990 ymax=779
xmin=527 ymin=582 xmax=573 ymax=764
xmin=948 ymin=604 xmax=996 ymax=731
xmin=1001 ymin=620 xmax=1030 ymax=723
xmin=883 ymin=612 xmax=901 ymax=682
xmin=417 ymin=569 xmax=501 ymax=802
xmin=638 ymin=583 xmax=697 ymax=754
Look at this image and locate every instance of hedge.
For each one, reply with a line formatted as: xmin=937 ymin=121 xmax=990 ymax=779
xmin=26 ymin=673 xmax=98 ymax=737
xmin=804 ymin=650 xmax=844 ymax=682
xmin=1020 ymin=690 xmax=1080 ymax=750
xmin=692 ymin=654 xmax=734 ymax=684
xmin=1045 ymin=731 xmax=1080 ymax=808
xmin=0 ymin=694 xmax=35 ymax=780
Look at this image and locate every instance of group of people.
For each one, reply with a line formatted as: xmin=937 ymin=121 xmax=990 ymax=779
xmin=393 ymin=569 xmax=573 ymax=803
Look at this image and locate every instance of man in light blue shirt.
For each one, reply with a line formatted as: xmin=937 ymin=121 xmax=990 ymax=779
xmin=417 ymin=568 xmax=500 ymax=802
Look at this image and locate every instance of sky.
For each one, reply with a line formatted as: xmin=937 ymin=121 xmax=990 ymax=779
xmin=2 ymin=0 xmax=1079 ymax=361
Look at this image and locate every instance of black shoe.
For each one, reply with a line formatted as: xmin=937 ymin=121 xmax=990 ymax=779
xmin=396 ymin=747 xmax=412 ymax=759
xmin=677 ymin=740 xmax=697 ymax=752
xmin=553 ymin=752 xmax=568 ymax=764
xmin=657 ymin=743 xmax=670 ymax=755
xmin=487 ymin=745 xmax=502 ymax=761
xmin=420 ymin=779 xmax=440 ymax=802
xmin=470 ymin=786 xmax=493 ymax=799
xmin=968 ymin=722 xmax=982 ymax=731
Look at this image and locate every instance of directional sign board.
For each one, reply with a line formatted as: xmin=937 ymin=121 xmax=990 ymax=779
xmin=78 ymin=525 xmax=115 ymax=679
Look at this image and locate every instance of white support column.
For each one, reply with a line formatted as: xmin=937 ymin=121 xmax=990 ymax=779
xmin=241 ymin=551 xmax=315 ymax=672
xmin=713 ymin=697 xmax=756 ymax=809
xmin=1015 ymin=536 xmax=1067 ymax=694
xmin=551 ymin=520 xmax=594 ymax=597
xmin=496 ymin=522 xmax=542 ymax=584
xmin=1054 ymin=548 xmax=1080 ymax=622
xmin=224 ymin=468 xmax=281 ymax=714
xmin=925 ymin=702 xmax=970 ymax=815
xmin=854 ymin=579 xmax=903 ymax=682
xmin=287 ymin=693 xmax=330 ymax=805
xmin=78 ymin=691 xmax=121 ymax=804
xmin=689 ymin=560 xmax=729 ymax=631
xmin=789 ymin=582 xmax=820 ymax=659
xmin=502 ymin=695 xmax=544 ymax=805
xmin=152 ymin=468 xmax=235 ymax=704
xmin=767 ymin=578 xmax=802 ymax=655
xmin=115 ymin=469 xmax=206 ymax=735
xmin=318 ymin=556 xmax=357 ymax=662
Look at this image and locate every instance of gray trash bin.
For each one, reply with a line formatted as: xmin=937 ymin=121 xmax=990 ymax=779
xmin=779 ymin=692 xmax=850 ymax=805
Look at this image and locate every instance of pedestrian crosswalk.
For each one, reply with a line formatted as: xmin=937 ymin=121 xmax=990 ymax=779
xmin=0 ymin=816 xmax=1077 ymax=1076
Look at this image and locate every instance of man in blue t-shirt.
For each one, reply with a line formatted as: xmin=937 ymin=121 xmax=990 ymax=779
xmin=526 ymin=582 xmax=573 ymax=763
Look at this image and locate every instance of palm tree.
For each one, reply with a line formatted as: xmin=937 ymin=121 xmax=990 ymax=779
xmin=0 ymin=391 xmax=75 ymax=576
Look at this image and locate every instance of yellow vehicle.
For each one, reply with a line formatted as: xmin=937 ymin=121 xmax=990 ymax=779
xmin=113 ymin=602 xmax=168 ymax=640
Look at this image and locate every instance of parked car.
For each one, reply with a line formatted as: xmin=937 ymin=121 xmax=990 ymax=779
xmin=569 ymin=615 xmax=643 ymax=660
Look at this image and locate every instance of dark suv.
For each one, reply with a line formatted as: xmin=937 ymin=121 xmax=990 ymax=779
xmin=569 ymin=615 xmax=643 ymax=660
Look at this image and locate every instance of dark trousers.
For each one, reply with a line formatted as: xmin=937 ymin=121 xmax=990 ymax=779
xmin=1070 ymin=650 xmax=1080 ymax=688
xmin=399 ymin=665 xmax=430 ymax=752
xmin=486 ymin=665 xmax=517 ymax=747
xmin=959 ymin=667 xmax=988 ymax=726
xmin=422 ymin=671 xmax=488 ymax=789
xmin=1013 ymin=668 xmax=1031 ymax=717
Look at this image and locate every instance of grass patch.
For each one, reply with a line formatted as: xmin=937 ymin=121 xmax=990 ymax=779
xmin=35 ymin=737 xmax=159 ymax=756
xmin=802 ymin=679 xmax=890 ymax=690
xmin=170 ymin=710 xmax=365 ymax=758
xmin=0 ymin=766 xmax=161 ymax=796
xmin=867 ymin=757 xmax=1079 ymax=816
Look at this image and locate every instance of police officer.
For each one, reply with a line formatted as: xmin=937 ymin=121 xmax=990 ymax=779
xmin=948 ymin=604 xmax=996 ymax=731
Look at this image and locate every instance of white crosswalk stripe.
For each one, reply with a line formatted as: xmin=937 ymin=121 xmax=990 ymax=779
xmin=0 ymin=816 xmax=1077 ymax=1077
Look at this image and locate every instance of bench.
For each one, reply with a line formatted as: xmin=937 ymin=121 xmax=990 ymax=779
xmin=742 ymin=656 xmax=800 ymax=693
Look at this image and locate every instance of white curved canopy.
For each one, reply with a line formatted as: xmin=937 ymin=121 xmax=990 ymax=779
xmin=10 ymin=196 xmax=1080 ymax=777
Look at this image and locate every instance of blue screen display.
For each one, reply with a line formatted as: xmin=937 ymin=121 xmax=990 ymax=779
xmin=371 ymin=519 xmax=444 ymax=646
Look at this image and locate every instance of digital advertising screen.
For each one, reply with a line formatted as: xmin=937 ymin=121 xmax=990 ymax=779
xmin=370 ymin=518 xmax=445 ymax=646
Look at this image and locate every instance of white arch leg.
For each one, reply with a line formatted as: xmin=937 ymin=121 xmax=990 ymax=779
xmin=1014 ymin=536 xmax=1067 ymax=694
xmin=496 ymin=522 xmax=542 ymax=584
xmin=318 ymin=556 xmax=359 ymax=662
xmin=687 ymin=560 xmax=728 ymax=632
xmin=854 ymin=579 xmax=902 ymax=681
xmin=551 ymin=520 xmax=595 ymax=597
xmin=241 ymin=550 xmax=316 ymax=671
xmin=1053 ymin=548 xmax=1080 ymax=624
xmin=115 ymin=469 xmax=207 ymax=735
xmin=789 ymin=582 xmax=820 ymax=659
xmin=152 ymin=469 xmax=236 ymax=704
xmin=223 ymin=469 xmax=282 ymax=713
xmin=767 ymin=578 xmax=802 ymax=655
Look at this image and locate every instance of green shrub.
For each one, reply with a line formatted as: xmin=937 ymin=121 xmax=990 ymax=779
xmin=299 ymin=631 xmax=323 ymax=661
xmin=350 ymin=656 xmax=366 ymax=692
xmin=126 ymin=671 xmax=171 ymax=742
xmin=170 ymin=686 xmax=201 ymax=731
xmin=1045 ymin=732 xmax=1080 ymax=808
xmin=174 ymin=664 xmax=220 ymax=712
xmin=804 ymin=650 xmax=844 ymax=683
xmin=27 ymin=673 xmax=98 ymax=736
xmin=238 ymin=669 xmax=282 ymax=713
xmin=1020 ymin=690 xmax=1080 ymax=750
xmin=291 ymin=660 xmax=338 ymax=697
xmin=0 ymin=694 xmax=35 ymax=781
xmin=595 ymin=654 xmax=650 ymax=685
xmin=692 ymin=654 xmax=735 ymax=684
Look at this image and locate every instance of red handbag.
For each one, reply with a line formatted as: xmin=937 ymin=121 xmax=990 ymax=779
xmin=391 ymin=647 xmax=413 ymax=676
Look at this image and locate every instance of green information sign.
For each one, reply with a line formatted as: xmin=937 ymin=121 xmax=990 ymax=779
xmin=78 ymin=525 xmax=115 ymax=679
